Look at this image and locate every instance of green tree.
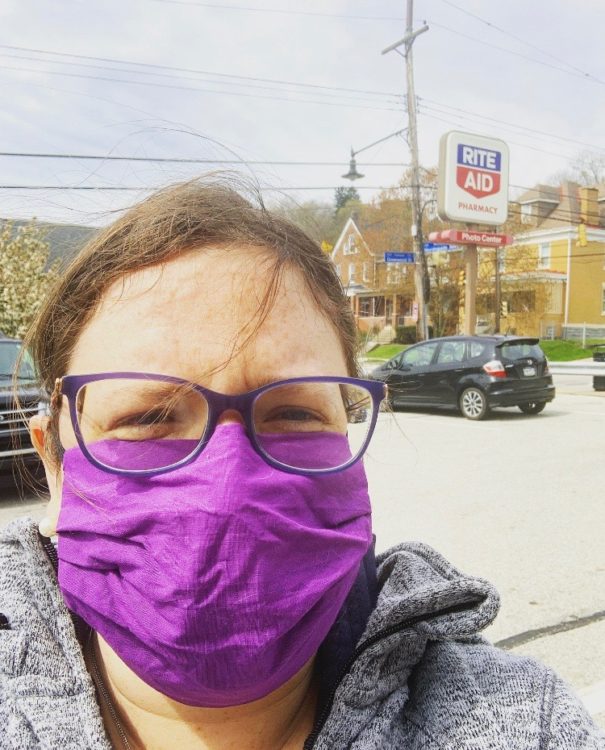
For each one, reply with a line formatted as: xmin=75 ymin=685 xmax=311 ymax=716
xmin=0 ymin=221 xmax=59 ymax=338
xmin=334 ymin=186 xmax=360 ymax=213
xmin=271 ymin=200 xmax=337 ymax=244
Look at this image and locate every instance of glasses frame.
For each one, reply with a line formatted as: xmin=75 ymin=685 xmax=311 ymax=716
xmin=58 ymin=373 xmax=387 ymax=477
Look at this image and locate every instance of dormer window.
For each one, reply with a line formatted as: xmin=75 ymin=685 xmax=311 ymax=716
xmin=521 ymin=203 xmax=533 ymax=224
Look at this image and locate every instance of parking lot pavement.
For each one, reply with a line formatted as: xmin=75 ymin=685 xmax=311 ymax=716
xmin=364 ymin=389 xmax=604 ymax=724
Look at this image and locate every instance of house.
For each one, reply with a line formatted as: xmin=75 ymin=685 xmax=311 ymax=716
xmin=330 ymin=216 xmax=416 ymax=334
xmin=498 ymin=182 xmax=605 ymax=339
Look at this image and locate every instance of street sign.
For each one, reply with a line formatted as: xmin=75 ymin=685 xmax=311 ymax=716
xmin=423 ymin=242 xmax=458 ymax=252
xmin=384 ymin=252 xmax=415 ymax=263
xmin=437 ymin=131 xmax=509 ymax=225
xmin=428 ymin=229 xmax=513 ymax=247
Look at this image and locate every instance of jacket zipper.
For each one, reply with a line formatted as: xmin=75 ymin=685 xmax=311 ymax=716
xmin=303 ymin=598 xmax=484 ymax=750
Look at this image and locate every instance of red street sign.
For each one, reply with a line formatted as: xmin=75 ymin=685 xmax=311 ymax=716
xmin=428 ymin=229 xmax=513 ymax=247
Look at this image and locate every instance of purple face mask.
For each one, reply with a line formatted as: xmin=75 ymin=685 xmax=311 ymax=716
xmin=57 ymin=423 xmax=372 ymax=707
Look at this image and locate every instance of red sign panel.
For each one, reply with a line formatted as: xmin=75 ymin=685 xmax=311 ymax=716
xmin=429 ymin=230 xmax=513 ymax=247
xmin=456 ymin=166 xmax=501 ymax=199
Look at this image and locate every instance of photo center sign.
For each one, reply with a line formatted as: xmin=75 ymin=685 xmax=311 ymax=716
xmin=437 ymin=131 xmax=509 ymax=225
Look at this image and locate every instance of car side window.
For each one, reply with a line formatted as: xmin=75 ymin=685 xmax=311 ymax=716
xmin=469 ymin=341 xmax=487 ymax=359
xmin=402 ymin=342 xmax=439 ymax=367
xmin=436 ymin=341 xmax=466 ymax=364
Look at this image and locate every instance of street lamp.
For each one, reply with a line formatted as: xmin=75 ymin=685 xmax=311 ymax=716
xmin=341 ymin=129 xmax=407 ymax=182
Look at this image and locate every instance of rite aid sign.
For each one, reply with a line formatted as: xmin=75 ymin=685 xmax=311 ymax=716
xmin=437 ymin=131 xmax=509 ymax=225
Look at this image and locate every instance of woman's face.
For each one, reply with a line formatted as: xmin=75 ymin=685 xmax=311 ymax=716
xmin=38 ymin=245 xmax=349 ymax=526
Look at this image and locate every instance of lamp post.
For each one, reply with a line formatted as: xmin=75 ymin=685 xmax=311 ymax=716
xmin=341 ymin=129 xmax=407 ymax=182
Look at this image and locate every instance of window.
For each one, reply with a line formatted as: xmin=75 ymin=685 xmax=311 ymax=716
xmin=359 ymin=298 xmax=372 ymax=316
xmin=362 ymin=261 xmax=370 ymax=283
xmin=402 ymin=342 xmax=439 ymax=368
xmin=520 ymin=203 xmax=533 ymax=224
xmin=343 ymin=235 xmax=358 ymax=255
xmin=509 ymin=290 xmax=536 ymax=313
xmin=469 ymin=341 xmax=487 ymax=359
xmin=348 ymin=263 xmax=357 ymax=283
xmin=436 ymin=341 xmax=466 ymax=364
xmin=538 ymin=242 xmax=551 ymax=269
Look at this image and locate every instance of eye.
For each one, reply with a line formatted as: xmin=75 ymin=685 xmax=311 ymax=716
xmin=265 ymin=406 xmax=323 ymax=423
xmin=112 ymin=408 xmax=175 ymax=430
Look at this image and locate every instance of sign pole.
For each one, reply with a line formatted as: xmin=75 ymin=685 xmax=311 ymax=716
xmin=463 ymin=225 xmax=478 ymax=335
xmin=494 ymin=246 xmax=501 ymax=333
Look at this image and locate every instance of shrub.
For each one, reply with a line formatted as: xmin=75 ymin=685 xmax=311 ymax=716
xmin=394 ymin=325 xmax=434 ymax=344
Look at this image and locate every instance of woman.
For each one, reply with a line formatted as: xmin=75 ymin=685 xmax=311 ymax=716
xmin=0 ymin=178 xmax=602 ymax=749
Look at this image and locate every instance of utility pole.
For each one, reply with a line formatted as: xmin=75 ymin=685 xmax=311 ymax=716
xmin=382 ymin=1 xmax=429 ymax=340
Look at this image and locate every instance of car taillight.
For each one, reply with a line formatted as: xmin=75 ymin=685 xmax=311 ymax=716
xmin=543 ymin=359 xmax=550 ymax=375
xmin=483 ymin=359 xmax=507 ymax=378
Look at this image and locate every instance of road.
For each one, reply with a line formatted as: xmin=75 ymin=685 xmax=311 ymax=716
xmin=1 ymin=373 xmax=603 ymax=726
xmin=363 ymin=374 xmax=605 ymax=727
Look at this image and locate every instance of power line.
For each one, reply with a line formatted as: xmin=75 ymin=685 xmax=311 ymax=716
xmin=2 ymin=63 xmax=401 ymax=112
xmin=0 ymin=45 xmax=401 ymax=101
xmin=426 ymin=18 xmax=605 ymax=87
xmin=0 ymin=151 xmax=408 ymax=167
xmin=0 ymin=52 xmax=397 ymax=107
xmin=138 ymin=0 xmax=404 ymax=21
xmin=0 ymin=184 xmax=394 ymax=191
xmin=417 ymin=110 xmax=577 ymax=162
xmin=3 ymin=43 xmax=601 ymax=155
xmin=438 ymin=0 xmax=604 ymax=84
xmin=420 ymin=98 xmax=605 ymax=154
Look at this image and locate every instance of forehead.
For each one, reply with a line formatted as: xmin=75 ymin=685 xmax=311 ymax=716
xmin=68 ymin=246 xmax=348 ymax=389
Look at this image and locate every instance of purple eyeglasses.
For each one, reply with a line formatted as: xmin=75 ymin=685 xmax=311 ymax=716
xmin=57 ymin=373 xmax=387 ymax=477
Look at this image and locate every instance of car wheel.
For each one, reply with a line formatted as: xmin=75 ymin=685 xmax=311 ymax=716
xmin=459 ymin=387 xmax=489 ymax=420
xmin=518 ymin=401 xmax=546 ymax=415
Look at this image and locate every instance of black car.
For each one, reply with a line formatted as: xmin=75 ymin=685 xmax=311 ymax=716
xmin=370 ymin=335 xmax=555 ymax=420
xmin=0 ymin=335 xmax=47 ymax=474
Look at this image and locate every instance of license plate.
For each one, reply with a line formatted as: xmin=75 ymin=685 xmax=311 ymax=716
xmin=523 ymin=366 xmax=536 ymax=377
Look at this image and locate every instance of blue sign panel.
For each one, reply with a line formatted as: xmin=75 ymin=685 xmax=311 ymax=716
xmin=423 ymin=242 xmax=458 ymax=252
xmin=384 ymin=252 xmax=415 ymax=263
xmin=456 ymin=143 xmax=501 ymax=172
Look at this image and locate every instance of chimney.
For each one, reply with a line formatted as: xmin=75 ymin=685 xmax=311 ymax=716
xmin=579 ymin=187 xmax=599 ymax=226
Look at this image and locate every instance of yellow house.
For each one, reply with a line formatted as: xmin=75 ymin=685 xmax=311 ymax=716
xmin=478 ymin=183 xmax=605 ymax=338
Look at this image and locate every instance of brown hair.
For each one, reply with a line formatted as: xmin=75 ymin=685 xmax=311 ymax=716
xmin=24 ymin=175 xmax=359 ymax=467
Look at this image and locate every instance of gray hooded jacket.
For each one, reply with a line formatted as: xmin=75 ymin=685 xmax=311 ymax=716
xmin=0 ymin=516 xmax=603 ymax=749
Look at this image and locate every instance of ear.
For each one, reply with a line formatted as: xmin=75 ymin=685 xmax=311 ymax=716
xmin=29 ymin=414 xmax=62 ymax=538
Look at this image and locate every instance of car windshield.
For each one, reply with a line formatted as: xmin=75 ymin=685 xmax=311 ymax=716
xmin=0 ymin=341 xmax=36 ymax=380
xmin=498 ymin=342 xmax=544 ymax=361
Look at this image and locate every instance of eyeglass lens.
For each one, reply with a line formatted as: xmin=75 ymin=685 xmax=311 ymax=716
xmin=74 ymin=378 xmax=375 ymax=472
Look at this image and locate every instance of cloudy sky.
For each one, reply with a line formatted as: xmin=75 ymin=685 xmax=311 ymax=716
xmin=1 ymin=0 xmax=604 ymax=226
